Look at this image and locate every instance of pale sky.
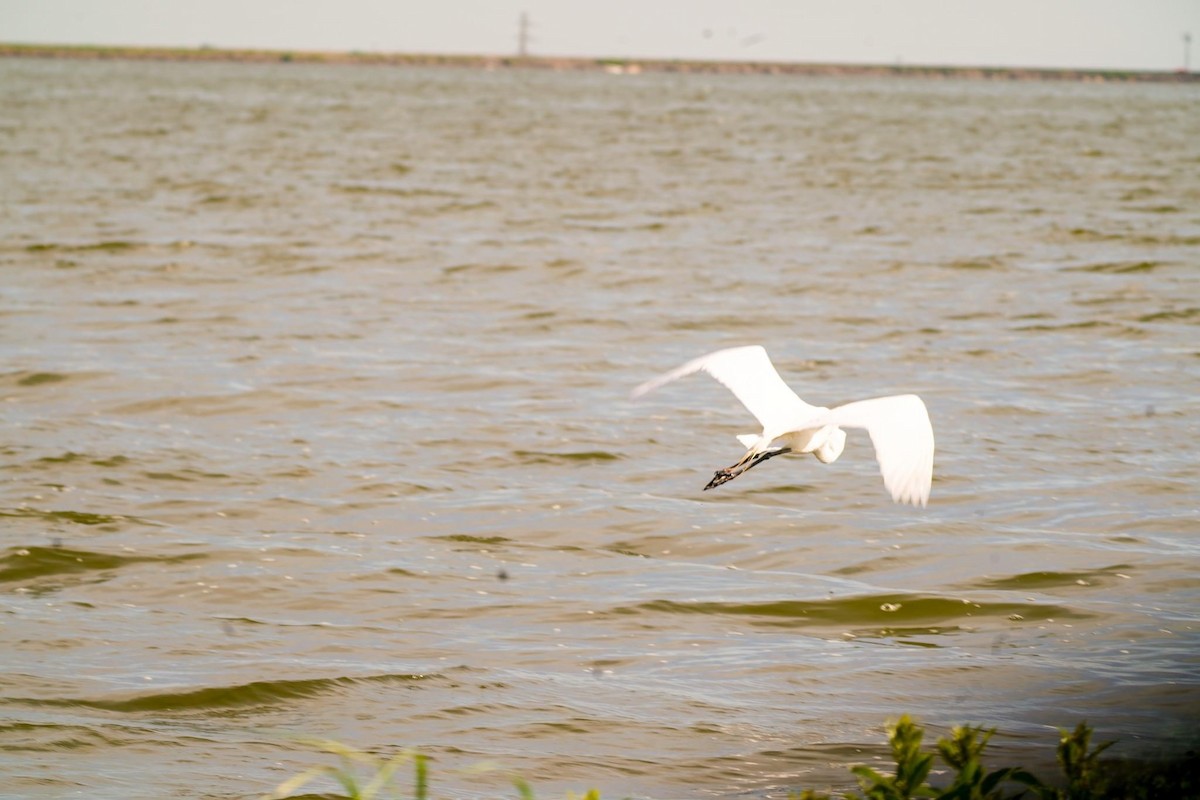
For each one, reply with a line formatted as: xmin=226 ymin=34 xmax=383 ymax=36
xmin=2 ymin=0 xmax=1197 ymax=71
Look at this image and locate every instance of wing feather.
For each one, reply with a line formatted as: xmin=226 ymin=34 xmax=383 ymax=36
xmin=631 ymin=345 xmax=815 ymax=431
xmin=819 ymin=394 xmax=934 ymax=506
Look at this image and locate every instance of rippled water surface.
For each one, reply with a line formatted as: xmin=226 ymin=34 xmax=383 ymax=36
xmin=2 ymin=58 xmax=1199 ymax=798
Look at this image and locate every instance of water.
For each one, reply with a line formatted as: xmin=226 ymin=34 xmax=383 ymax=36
xmin=1 ymin=57 xmax=1198 ymax=799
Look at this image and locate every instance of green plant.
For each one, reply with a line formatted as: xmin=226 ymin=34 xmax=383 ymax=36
xmin=266 ymin=738 xmax=601 ymax=800
xmin=935 ymin=724 xmax=1041 ymax=800
xmin=264 ymin=738 xmax=426 ymax=800
xmin=1054 ymin=722 xmax=1114 ymax=800
xmin=797 ymin=716 xmax=1047 ymax=800
xmin=850 ymin=714 xmax=936 ymax=799
xmin=269 ymin=719 xmax=1197 ymax=800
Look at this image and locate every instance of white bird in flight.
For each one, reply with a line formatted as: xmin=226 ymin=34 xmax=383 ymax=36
xmin=631 ymin=345 xmax=934 ymax=506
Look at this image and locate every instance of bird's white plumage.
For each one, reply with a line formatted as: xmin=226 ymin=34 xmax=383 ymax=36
xmin=631 ymin=345 xmax=817 ymax=430
xmin=813 ymin=395 xmax=934 ymax=507
xmin=631 ymin=345 xmax=935 ymax=506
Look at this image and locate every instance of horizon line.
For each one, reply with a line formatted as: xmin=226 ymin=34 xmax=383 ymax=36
xmin=1 ymin=41 xmax=1196 ymax=82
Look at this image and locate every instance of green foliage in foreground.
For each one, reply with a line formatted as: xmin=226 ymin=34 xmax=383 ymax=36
xmin=799 ymin=716 xmax=1083 ymax=800
xmin=262 ymin=737 xmax=590 ymax=800
xmin=798 ymin=717 xmax=1197 ymax=800
xmin=265 ymin=718 xmax=1198 ymax=800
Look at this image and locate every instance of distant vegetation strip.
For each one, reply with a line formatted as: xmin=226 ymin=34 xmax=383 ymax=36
xmin=2 ymin=42 xmax=1197 ymax=82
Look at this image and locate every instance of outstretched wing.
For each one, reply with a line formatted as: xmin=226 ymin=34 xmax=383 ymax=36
xmin=631 ymin=345 xmax=815 ymax=431
xmin=820 ymin=394 xmax=934 ymax=507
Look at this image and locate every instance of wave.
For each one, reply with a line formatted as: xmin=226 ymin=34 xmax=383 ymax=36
xmin=605 ymin=592 xmax=1091 ymax=632
xmin=0 ymin=544 xmax=196 ymax=584
xmin=970 ymin=565 xmax=1133 ymax=591
xmin=4 ymin=673 xmax=442 ymax=714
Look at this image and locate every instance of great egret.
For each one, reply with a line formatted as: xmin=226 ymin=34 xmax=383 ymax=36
xmin=631 ymin=345 xmax=934 ymax=506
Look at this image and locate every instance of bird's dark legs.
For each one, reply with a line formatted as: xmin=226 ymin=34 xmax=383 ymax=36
xmin=704 ymin=447 xmax=792 ymax=490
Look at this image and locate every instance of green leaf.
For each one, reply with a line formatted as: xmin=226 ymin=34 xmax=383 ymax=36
xmin=414 ymin=753 xmax=429 ymax=800
xmin=267 ymin=764 xmax=338 ymax=799
xmin=512 ymin=776 xmax=536 ymax=800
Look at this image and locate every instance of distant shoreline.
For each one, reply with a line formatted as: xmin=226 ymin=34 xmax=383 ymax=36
xmin=2 ymin=42 xmax=1196 ymax=83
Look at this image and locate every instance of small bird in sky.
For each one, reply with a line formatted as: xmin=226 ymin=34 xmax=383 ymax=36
xmin=632 ymin=345 xmax=934 ymax=506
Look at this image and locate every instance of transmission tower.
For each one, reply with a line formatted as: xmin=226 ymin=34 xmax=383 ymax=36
xmin=518 ymin=12 xmax=531 ymax=57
